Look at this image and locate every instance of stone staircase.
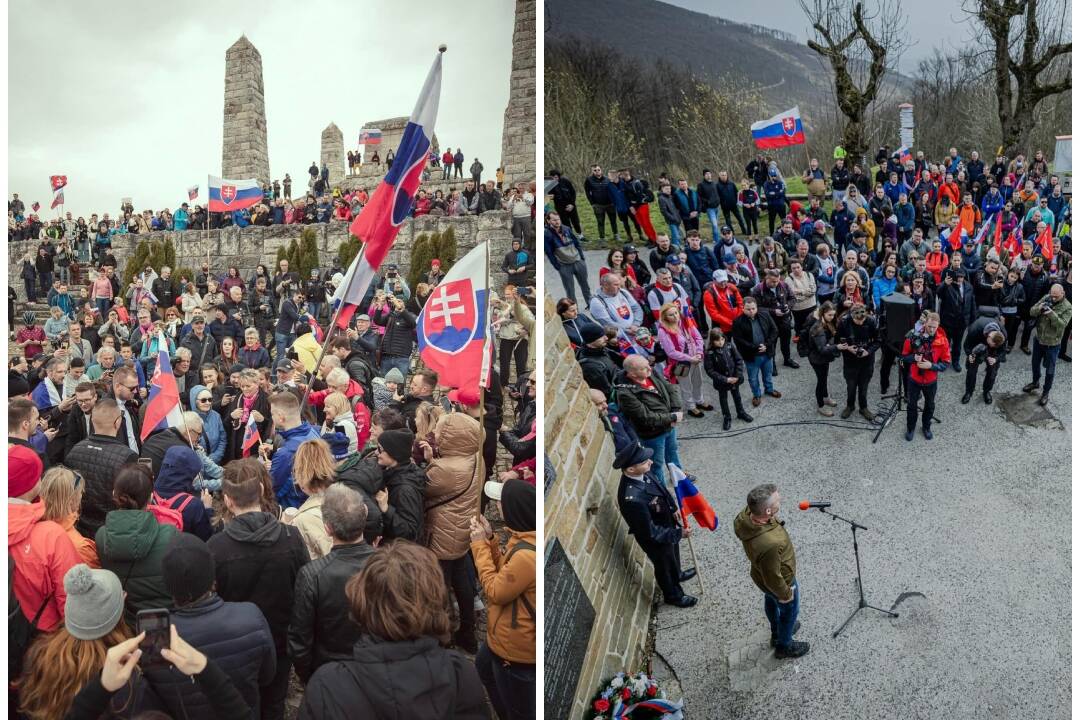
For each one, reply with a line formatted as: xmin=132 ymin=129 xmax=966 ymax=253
xmin=9 ymin=281 xmax=92 ymax=358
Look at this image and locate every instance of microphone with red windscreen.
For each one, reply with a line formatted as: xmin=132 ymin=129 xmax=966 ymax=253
xmin=799 ymin=500 xmax=832 ymax=510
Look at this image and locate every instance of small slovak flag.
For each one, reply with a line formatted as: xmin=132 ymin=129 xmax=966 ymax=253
xmin=51 ymin=190 xmax=64 ymax=209
xmin=188 ymin=185 xmax=199 ymax=201
xmin=31 ymin=201 xmax=40 ymax=212
xmin=241 ymin=412 xmax=261 ymax=457
xmin=50 ymin=175 xmax=67 ymax=191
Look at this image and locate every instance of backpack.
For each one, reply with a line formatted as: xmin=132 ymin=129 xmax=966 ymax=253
xmin=796 ymin=317 xmax=815 ymax=358
xmin=9 ymin=552 xmax=49 ymax=679
xmin=149 ymin=491 xmax=194 ymax=531
xmin=504 ymin=541 xmax=536 ymax=629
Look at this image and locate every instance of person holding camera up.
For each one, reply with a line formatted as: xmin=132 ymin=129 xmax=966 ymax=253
xmin=274 ymin=289 xmax=308 ymax=362
xmin=900 ymin=311 xmax=951 ymax=441
xmin=837 ymin=303 xmax=879 ymax=420
xmin=936 ymin=267 xmax=977 ymax=372
xmin=377 ymin=264 xmax=411 ymax=301
xmin=374 ymin=293 xmax=416 ymax=378
xmin=1022 ymin=283 xmax=1071 ymax=406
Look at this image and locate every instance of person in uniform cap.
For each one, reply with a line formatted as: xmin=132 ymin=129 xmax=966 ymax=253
xmin=614 ymin=443 xmax=697 ymax=608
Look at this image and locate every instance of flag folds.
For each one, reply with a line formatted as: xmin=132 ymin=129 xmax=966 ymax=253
xmin=751 ymin=107 xmax=805 ymax=149
xmin=417 ymin=241 xmax=488 ymax=391
xmin=141 ymin=332 xmax=185 ymax=441
xmin=242 ymin=413 xmax=261 ymax=457
xmin=208 ymin=176 xmax=262 ymax=212
xmin=669 ymin=464 xmax=718 ymax=531
xmin=50 ymin=175 xmax=67 ymax=191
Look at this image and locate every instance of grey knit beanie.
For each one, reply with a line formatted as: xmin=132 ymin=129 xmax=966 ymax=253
xmin=63 ymin=564 xmax=124 ymax=640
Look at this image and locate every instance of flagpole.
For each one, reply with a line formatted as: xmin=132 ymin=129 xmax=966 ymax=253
xmin=475 ymin=238 xmax=490 ymax=508
xmin=666 ymin=468 xmax=706 ymax=597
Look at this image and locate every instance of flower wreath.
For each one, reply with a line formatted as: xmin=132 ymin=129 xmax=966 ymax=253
xmin=586 ymin=671 xmax=684 ymax=720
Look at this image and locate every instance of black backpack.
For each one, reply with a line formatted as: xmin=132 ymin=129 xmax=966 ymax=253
xmin=796 ymin=317 xmax=815 ymax=358
xmin=9 ymin=552 xmax=49 ymax=680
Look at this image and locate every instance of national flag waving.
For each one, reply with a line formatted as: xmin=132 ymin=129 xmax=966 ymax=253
xmin=972 ymin=216 xmax=993 ymax=247
xmin=992 ymin=211 xmax=1004 ymax=258
xmin=141 ymin=332 xmax=185 ymax=441
xmin=51 ymin=190 xmax=64 ymax=210
xmin=332 ymin=49 xmax=443 ymax=329
xmin=945 ymin=222 xmax=966 ymax=252
xmin=669 ymin=464 xmax=718 ymax=531
xmin=31 ymin=201 xmax=40 ymax=212
xmin=359 ymin=128 xmax=382 ymax=145
xmin=208 ymin=176 xmax=262 ymax=212
xmin=897 ymin=147 xmax=912 ymax=165
xmin=417 ymin=241 xmax=487 ymax=391
xmin=751 ymin=106 xmax=805 ymax=149
xmin=1035 ymin=223 xmax=1054 ymax=261
xmin=241 ymin=412 xmax=261 ymax=457
xmin=188 ymin=185 xmax=199 ymax=201
xmin=50 ymin=175 xmax=67 ymax=191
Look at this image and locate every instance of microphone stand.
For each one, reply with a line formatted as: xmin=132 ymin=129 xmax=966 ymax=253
xmin=814 ymin=506 xmax=898 ymax=637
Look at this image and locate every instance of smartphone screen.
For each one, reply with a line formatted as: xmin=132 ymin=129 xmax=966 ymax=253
xmin=135 ymin=608 xmax=171 ymax=666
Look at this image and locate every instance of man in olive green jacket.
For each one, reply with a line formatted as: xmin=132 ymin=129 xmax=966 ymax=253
xmin=734 ymin=483 xmax=807 ymax=658
xmin=1023 ymin=283 xmax=1071 ymax=406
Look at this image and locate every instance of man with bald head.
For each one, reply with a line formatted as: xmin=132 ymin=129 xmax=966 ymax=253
xmin=65 ymin=397 xmax=140 ymax=537
xmin=1023 ymin=283 xmax=1071 ymax=406
xmin=613 ymin=353 xmax=684 ymax=483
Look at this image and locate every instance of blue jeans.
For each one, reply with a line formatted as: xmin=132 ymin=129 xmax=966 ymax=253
xmin=307 ymin=302 xmax=323 ymax=320
xmin=274 ymin=331 xmax=295 ymax=360
xmin=667 ymin=222 xmax=683 ymax=245
xmin=475 ymin=643 xmax=535 ymax=720
xmin=1032 ymin=339 xmax=1061 ymax=393
xmin=380 ymin=355 xmax=411 ymax=378
xmin=745 ymin=354 xmax=775 ymax=397
xmin=764 ymin=579 xmax=800 ymax=649
xmin=706 ymin=207 xmax=720 ymax=242
xmin=640 ymin=428 xmax=682 ymax=483
xmin=95 ymin=299 xmax=111 ymax=318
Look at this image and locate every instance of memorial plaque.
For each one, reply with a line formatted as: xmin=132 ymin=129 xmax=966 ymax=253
xmin=543 ymin=538 xmax=596 ymax=720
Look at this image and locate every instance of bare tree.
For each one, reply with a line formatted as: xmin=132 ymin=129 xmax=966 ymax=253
xmin=799 ymin=0 xmax=907 ymax=165
xmin=966 ymin=0 xmax=1071 ymax=156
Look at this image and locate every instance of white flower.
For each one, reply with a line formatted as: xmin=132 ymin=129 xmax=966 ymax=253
xmin=610 ymin=677 xmax=624 ymax=688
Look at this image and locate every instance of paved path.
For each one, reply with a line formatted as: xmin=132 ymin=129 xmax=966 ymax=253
xmin=546 ymin=251 xmax=1072 ymax=719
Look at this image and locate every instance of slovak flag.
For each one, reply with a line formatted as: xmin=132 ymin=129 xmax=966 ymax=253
xmin=417 ymin=241 xmax=487 ymax=391
xmin=141 ymin=332 xmax=185 ymax=441
xmin=359 ymin=128 xmax=382 ymax=145
xmin=972 ymin=216 xmax=993 ymax=247
xmin=50 ymin=175 xmax=67 ymax=191
xmin=751 ymin=106 xmax=805 ymax=149
xmin=669 ymin=464 xmax=718 ymax=531
xmin=31 ymin=201 xmax=40 ymax=212
xmin=897 ymin=147 xmax=913 ymax=165
xmin=1034 ymin=223 xmax=1054 ymax=261
xmin=241 ymin=413 xmax=261 ymax=457
xmin=208 ymin=175 xmax=263 ymax=212
xmin=188 ymin=185 xmax=199 ymax=201
xmin=51 ymin=190 xmax=64 ymax=209
xmin=332 ymin=49 xmax=443 ymax=329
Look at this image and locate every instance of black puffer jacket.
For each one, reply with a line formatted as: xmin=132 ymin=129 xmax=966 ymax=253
xmin=381 ymin=463 xmax=427 ymax=542
xmin=288 ymin=542 xmax=376 ymax=683
xmin=207 ymin=512 xmax=310 ymax=656
xmin=333 ymin=456 xmax=386 ymax=541
xmin=297 ymin=636 xmax=489 ymax=720
xmin=703 ymin=343 xmax=745 ymax=389
xmin=807 ymin=320 xmax=839 ymax=365
xmin=376 ymin=309 xmax=417 ymax=358
xmin=138 ymin=428 xmax=189 ymax=479
xmin=67 ymin=434 xmax=139 ymax=538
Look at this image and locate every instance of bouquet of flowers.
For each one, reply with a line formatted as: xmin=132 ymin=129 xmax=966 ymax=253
xmin=587 ymin=671 xmax=683 ymax=720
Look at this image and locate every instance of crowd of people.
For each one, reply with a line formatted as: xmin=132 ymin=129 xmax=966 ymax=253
xmin=7 ymin=208 xmax=539 ymax=718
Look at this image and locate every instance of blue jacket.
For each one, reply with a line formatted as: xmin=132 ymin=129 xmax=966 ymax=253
xmin=189 ymin=385 xmax=226 ymax=463
xmin=238 ymin=345 xmax=270 ymax=369
xmin=173 ymin=208 xmax=190 ymax=231
xmin=232 ymin=209 xmax=250 ymax=228
xmin=609 ymin=180 xmax=629 ymax=214
xmin=871 ymin=275 xmax=898 ymax=308
xmin=763 ymin=179 xmax=787 ymax=209
xmin=882 ymin=180 xmax=904 ymax=204
xmin=981 ymin=191 xmax=1004 ymax=218
xmin=271 ymin=422 xmax=321 ymax=509
xmin=544 ymin=224 xmax=583 ymax=267
xmin=1046 ymin=194 xmax=1066 ymax=227
xmin=894 ymin=201 xmax=915 ymax=233
xmin=673 ymin=188 xmax=699 ymax=221
xmin=154 ymin=445 xmax=215 ymax=541
xmin=684 ymin=246 xmax=719 ymax=288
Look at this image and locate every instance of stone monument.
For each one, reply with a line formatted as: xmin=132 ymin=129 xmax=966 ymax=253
xmin=500 ymin=0 xmax=536 ymax=188
xmin=222 ymin=35 xmax=270 ymax=187
xmin=320 ymin=123 xmax=345 ymax=188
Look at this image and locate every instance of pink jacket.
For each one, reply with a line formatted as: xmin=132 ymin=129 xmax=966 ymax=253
xmin=8 ymin=500 xmax=81 ymax=631
xmin=657 ymin=323 xmax=704 ymax=381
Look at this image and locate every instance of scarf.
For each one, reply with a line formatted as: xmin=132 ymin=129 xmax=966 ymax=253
xmin=241 ymin=392 xmax=257 ymax=423
xmin=43 ymin=377 xmax=62 ymax=407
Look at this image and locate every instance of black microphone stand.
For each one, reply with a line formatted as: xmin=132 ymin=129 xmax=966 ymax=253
xmin=815 ymin=506 xmax=898 ymax=637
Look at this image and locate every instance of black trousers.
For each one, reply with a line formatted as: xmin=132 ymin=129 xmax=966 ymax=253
xmin=944 ymin=323 xmax=965 ymax=366
xmin=591 ymin=204 xmax=618 ymax=238
xmin=1004 ymin=314 xmax=1022 ymax=348
xmin=793 ymin=307 xmax=815 ymax=339
xmin=880 ymin=345 xmax=899 ymax=393
xmin=499 ymin=338 xmax=529 ymax=387
xmin=722 ymin=206 xmax=747 ymax=234
xmin=475 ymin=643 xmax=535 ymax=720
xmin=260 ymin=654 xmax=291 ymax=720
xmin=843 ymin=359 xmax=874 ymax=409
xmin=715 ymin=382 xmax=747 ymax=419
xmin=743 ymin=209 xmax=759 ymax=236
xmin=557 ymin=206 xmax=582 ymax=235
xmin=683 ymin=215 xmax=700 ymax=231
xmin=643 ymin=540 xmax=684 ymax=601
xmin=1020 ymin=315 xmax=1036 ymax=348
xmin=772 ymin=315 xmax=793 ymax=363
xmin=440 ymin=556 xmax=477 ymax=637
xmin=965 ymin=356 xmax=999 ymax=395
xmin=810 ymin=361 xmax=831 ymax=407
xmin=906 ymin=378 xmax=937 ymax=432
xmin=618 ymin=210 xmax=643 ymax=240
xmin=768 ymin=206 xmax=785 ymax=235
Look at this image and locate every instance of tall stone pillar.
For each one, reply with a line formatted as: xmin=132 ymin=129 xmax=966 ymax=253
xmin=321 ymin=123 xmax=345 ymax=188
xmin=222 ymin=35 xmax=270 ymax=187
xmin=500 ymin=0 xmax=536 ymax=188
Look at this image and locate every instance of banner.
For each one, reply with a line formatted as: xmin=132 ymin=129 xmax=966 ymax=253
xmin=750 ymin=106 xmax=805 ymax=149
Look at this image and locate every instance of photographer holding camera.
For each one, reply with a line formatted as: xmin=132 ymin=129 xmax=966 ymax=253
xmin=936 ymin=267 xmax=976 ymax=371
xmin=1023 ymin=283 xmax=1071 ymax=406
xmin=374 ymin=293 xmax=416 ymax=377
xmin=961 ymin=309 xmax=1007 ymax=405
xmin=376 ymin=264 xmax=411 ymax=301
xmin=900 ymin=311 xmax=951 ymax=441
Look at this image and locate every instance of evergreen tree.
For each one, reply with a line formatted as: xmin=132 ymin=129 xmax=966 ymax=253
xmin=435 ymin=226 xmax=458 ymax=273
xmin=299 ymin=227 xmax=320 ymax=278
xmin=408 ymin=232 xmax=435 ymax=289
xmin=338 ymin=235 xmax=362 ymax=269
xmin=122 ymin=240 xmax=151 ymax=287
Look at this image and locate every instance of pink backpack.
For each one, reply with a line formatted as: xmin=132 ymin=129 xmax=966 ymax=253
xmin=149 ymin=491 xmax=193 ymax=531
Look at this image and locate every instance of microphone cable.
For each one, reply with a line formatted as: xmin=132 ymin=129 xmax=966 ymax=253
xmin=676 ymin=417 xmax=876 ymax=442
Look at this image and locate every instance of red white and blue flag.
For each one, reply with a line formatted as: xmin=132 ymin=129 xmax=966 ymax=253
xmin=241 ymin=412 xmax=261 ymax=457
xmin=897 ymin=147 xmax=913 ymax=165
xmin=359 ymin=128 xmax=382 ymax=145
xmin=417 ymin=241 xmax=487 ymax=391
xmin=50 ymin=175 xmax=67 ymax=191
xmin=972 ymin=216 xmax=993 ymax=247
xmin=332 ymin=50 xmax=443 ymax=329
xmin=751 ymin=106 xmax=805 ymax=149
xmin=188 ymin=185 xmax=199 ymax=201
xmin=669 ymin=464 xmax=718 ymax=531
xmin=141 ymin=332 xmax=185 ymax=441
xmin=207 ymin=175 xmax=263 ymax=212
xmin=1035 ymin=223 xmax=1054 ymax=261
xmin=51 ymin=190 xmax=64 ymax=210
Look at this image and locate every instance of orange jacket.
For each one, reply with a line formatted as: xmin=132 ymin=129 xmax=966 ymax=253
xmin=958 ymin=204 xmax=981 ymax=235
xmin=938 ymin=182 xmax=961 ymax=206
xmin=925 ymin=251 xmax=949 ymax=284
xmin=8 ymin=500 xmax=82 ymax=631
xmin=703 ymin=283 xmax=743 ymax=333
xmin=471 ymin=530 xmax=535 ymax=664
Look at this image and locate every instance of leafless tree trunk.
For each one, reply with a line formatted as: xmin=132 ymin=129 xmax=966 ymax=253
xmin=966 ymin=0 xmax=1071 ymax=156
xmin=799 ymin=0 xmax=907 ymax=165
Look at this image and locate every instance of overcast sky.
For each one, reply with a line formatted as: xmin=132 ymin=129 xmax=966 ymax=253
xmin=9 ymin=0 xmax=514 ymax=218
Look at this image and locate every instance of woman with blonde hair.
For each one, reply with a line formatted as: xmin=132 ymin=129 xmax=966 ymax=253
xmin=181 ymin=281 xmax=203 ymax=323
xmin=288 ymin=440 xmax=337 ymax=558
xmin=655 ymin=301 xmax=707 ymax=417
xmin=833 ymin=270 xmax=869 ymax=315
xmin=322 ymin=391 xmax=359 ymax=453
xmin=39 ymin=467 xmax=99 ymax=568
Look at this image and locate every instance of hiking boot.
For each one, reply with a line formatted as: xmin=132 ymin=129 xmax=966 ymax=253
xmin=752 ymin=396 xmax=762 ymax=407
xmin=922 ymin=427 xmax=933 ymax=440
xmin=840 ymin=406 xmax=854 ymax=419
xmin=818 ymin=407 xmax=834 ymax=417
xmin=983 ymin=392 xmax=993 ymax=405
xmin=961 ymin=393 xmax=972 ymax=404
xmin=1039 ymin=393 xmax=1050 ymax=406
xmin=688 ymin=408 xmax=705 ymax=418
xmin=774 ymin=640 xmax=810 ymax=659
xmin=905 ymin=429 xmax=915 ymax=441
xmin=665 ymin=595 xmax=698 ymax=608
xmin=722 ymin=416 xmax=732 ymax=431
xmin=1022 ymin=381 xmax=1040 ymax=393
xmin=784 ymin=359 xmax=801 ymax=369
xmin=859 ymin=407 xmax=876 ymax=421
xmin=769 ymin=621 xmax=801 ymax=647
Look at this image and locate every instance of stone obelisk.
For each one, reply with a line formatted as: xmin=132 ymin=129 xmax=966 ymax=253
xmin=500 ymin=0 xmax=536 ymax=188
xmin=321 ymin=123 xmax=345 ymax=188
xmin=222 ymin=35 xmax=270 ymax=187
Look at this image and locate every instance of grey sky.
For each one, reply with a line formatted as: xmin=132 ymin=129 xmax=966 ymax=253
xmin=9 ymin=0 xmax=514 ymax=219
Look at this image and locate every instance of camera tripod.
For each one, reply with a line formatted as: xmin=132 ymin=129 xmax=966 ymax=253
xmin=873 ymin=346 xmax=940 ymax=443
xmin=814 ymin=506 xmax=899 ymax=638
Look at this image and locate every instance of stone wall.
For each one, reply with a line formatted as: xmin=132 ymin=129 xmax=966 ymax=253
xmin=8 ymin=212 xmax=515 ymax=298
xmin=543 ymin=295 xmax=656 ymax=719
xmin=320 ymin=123 xmax=346 ymax=188
xmin=500 ymin=0 xmax=537 ymax=188
xmin=222 ymin=36 xmax=270 ymax=187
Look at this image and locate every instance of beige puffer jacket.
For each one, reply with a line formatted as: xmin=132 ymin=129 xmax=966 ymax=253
xmin=424 ymin=412 xmax=482 ymax=560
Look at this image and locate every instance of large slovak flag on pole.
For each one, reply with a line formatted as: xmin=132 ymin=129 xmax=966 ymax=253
xmin=207 ymin=176 xmax=263 ymax=212
xmin=751 ymin=106 xmax=806 ymax=149
xmin=417 ymin=241 xmax=488 ymax=391
xmin=141 ymin=332 xmax=185 ymax=441
xmin=332 ymin=49 xmax=444 ymax=329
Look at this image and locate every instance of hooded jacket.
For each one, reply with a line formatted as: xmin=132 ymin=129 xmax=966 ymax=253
xmin=424 ymin=413 xmax=482 ymax=560
xmin=297 ymin=636 xmax=489 ymax=720
xmin=734 ymin=506 xmax=796 ymax=599
xmin=471 ymin=529 xmax=536 ymax=664
xmin=381 ymin=462 xmax=428 ymax=542
xmin=189 ymin=385 xmax=226 ymax=463
xmin=271 ymin=422 xmax=322 ymax=509
xmin=207 ymin=511 xmax=310 ymax=656
xmin=334 ymin=456 xmax=386 ymax=541
xmin=155 ymin=446 xmax=215 ymax=541
xmin=95 ymin=509 xmax=179 ymax=624
xmin=8 ymin=500 xmax=82 ymax=632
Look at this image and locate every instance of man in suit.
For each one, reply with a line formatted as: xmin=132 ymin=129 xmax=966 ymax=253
xmin=614 ymin=443 xmax=697 ymax=608
xmin=64 ymin=381 xmax=98 ymax=456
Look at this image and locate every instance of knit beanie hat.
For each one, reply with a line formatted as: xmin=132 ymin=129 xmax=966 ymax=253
xmin=8 ymin=375 xmax=30 ymax=398
xmin=499 ymin=479 xmax=536 ymax=533
xmin=378 ymin=428 xmax=415 ymax=465
xmin=384 ymin=368 xmax=405 ymax=385
xmin=8 ymin=445 xmax=42 ymax=498
xmin=64 ymin=564 xmax=124 ymax=640
xmin=162 ymin=533 xmax=216 ymax=606
xmin=322 ymin=431 xmax=352 ymax=460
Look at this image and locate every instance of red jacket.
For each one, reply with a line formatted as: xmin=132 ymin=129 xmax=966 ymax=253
xmin=901 ymin=327 xmax=951 ymax=385
xmin=442 ymin=151 xmax=454 ymax=165
xmin=704 ymin=283 xmax=743 ymax=333
xmin=8 ymin=500 xmax=82 ymax=631
xmin=308 ymin=379 xmax=372 ymax=449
